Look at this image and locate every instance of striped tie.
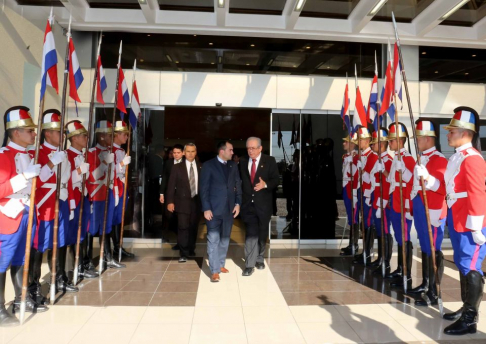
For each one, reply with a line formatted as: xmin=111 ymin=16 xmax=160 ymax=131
xmin=189 ymin=162 xmax=196 ymax=197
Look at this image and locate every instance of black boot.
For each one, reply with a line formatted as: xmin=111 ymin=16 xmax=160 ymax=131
xmin=84 ymin=233 xmax=97 ymax=272
xmin=341 ymin=223 xmax=358 ymax=256
xmin=112 ymin=225 xmax=134 ymax=260
xmin=76 ymin=241 xmax=98 ymax=279
xmin=390 ymin=241 xmax=413 ymax=288
xmin=369 ymin=235 xmax=382 ymax=268
xmin=444 ymin=272 xmax=467 ymax=321
xmin=416 ymin=251 xmax=444 ymax=306
xmin=373 ymin=233 xmax=393 ymax=276
xmin=353 ymin=227 xmax=372 ymax=265
xmin=365 ymin=227 xmax=375 ymax=265
xmin=55 ymin=246 xmax=78 ymax=293
xmin=12 ymin=266 xmax=48 ymax=313
xmin=0 ymin=272 xmax=19 ymax=327
xmin=385 ymin=244 xmax=402 ymax=280
xmin=27 ymin=248 xmax=48 ymax=306
xmin=409 ymin=252 xmax=429 ymax=294
xmin=102 ymin=232 xmax=126 ymax=269
xmin=444 ymin=270 xmax=484 ymax=335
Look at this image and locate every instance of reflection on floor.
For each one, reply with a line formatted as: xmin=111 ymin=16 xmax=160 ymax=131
xmin=2 ymin=244 xmax=486 ymax=343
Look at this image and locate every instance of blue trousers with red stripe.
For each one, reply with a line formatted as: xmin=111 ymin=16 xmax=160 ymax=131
xmin=447 ymin=208 xmax=486 ymax=276
xmin=343 ymin=186 xmax=359 ymax=225
xmin=389 ymin=197 xmax=412 ymax=246
xmin=88 ymin=192 xmax=115 ymax=236
xmin=0 ymin=206 xmax=36 ymax=272
xmin=67 ymin=196 xmax=90 ymax=245
xmin=112 ymin=189 xmax=128 ymax=226
xmin=413 ymin=196 xmax=445 ymax=256
xmin=362 ymin=191 xmax=374 ymax=228
xmin=34 ymin=200 xmax=69 ymax=253
xmin=372 ymin=206 xmax=391 ymax=238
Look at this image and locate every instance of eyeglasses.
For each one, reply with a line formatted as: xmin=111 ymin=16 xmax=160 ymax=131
xmin=246 ymin=146 xmax=260 ymax=151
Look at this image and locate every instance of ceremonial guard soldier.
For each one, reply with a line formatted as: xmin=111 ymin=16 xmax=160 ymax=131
xmin=353 ymin=127 xmax=378 ymax=265
xmin=0 ymin=106 xmax=48 ymax=326
xmin=440 ymin=107 xmax=486 ymax=335
xmin=112 ymin=120 xmax=134 ymax=259
xmin=369 ymin=128 xmax=393 ymax=275
xmin=30 ymin=110 xmax=78 ymax=302
xmin=86 ymin=120 xmax=124 ymax=269
xmin=65 ymin=120 xmax=98 ymax=279
xmin=385 ymin=123 xmax=416 ymax=288
xmin=410 ymin=120 xmax=446 ymax=306
xmin=340 ymin=133 xmax=359 ymax=256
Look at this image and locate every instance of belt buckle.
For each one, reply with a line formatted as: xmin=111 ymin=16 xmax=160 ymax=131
xmin=446 ymin=194 xmax=454 ymax=201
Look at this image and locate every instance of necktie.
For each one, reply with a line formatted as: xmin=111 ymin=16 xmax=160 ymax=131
xmin=189 ymin=162 xmax=196 ymax=197
xmin=250 ymin=158 xmax=256 ymax=184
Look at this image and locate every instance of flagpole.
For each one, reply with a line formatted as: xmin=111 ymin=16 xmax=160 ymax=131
xmin=346 ymin=73 xmax=355 ymax=257
xmin=392 ymin=12 xmax=442 ymax=312
xmin=355 ymin=64 xmax=366 ymax=267
xmin=72 ymin=33 xmax=102 ymax=286
xmin=19 ymin=11 xmax=55 ymax=322
xmin=99 ymin=40 xmax=122 ymax=275
xmin=118 ymin=59 xmax=135 ymax=262
xmin=47 ymin=15 xmax=72 ymax=305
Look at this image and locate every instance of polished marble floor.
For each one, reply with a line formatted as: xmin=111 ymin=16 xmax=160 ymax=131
xmin=2 ymin=243 xmax=486 ymax=343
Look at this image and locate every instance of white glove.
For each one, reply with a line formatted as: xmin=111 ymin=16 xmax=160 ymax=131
xmin=104 ymin=153 xmax=114 ymax=164
xmin=23 ymin=161 xmax=41 ymax=180
xmin=79 ymin=162 xmax=89 ymax=175
xmin=352 ymin=190 xmax=358 ymax=206
xmin=344 ymin=156 xmax=353 ymax=164
xmin=415 ymin=164 xmax=430 ymax=180
xmin=365 ymin=197 xmax=371 ymax=206
xmin=375 ymin=161 xmax=385 ymax=173
xmin=357 ymin=160 xmax=364 ymax=171
xmin=122 ymin=156 xmax=131 ymax=166
xmin=405 ymin=211 xmax=413 ymax=220
xmin=69 ymin=210 xmax=74 ymax=220
xmin=376 ymin=207 xmax=381 ymax=219
xmin=50 ymin=151 xmax=67 ymax=166
xmin=472 ymin=230 xmax=486 ymax=246
xmin=395 ymin=160 xmax=406 ymax=173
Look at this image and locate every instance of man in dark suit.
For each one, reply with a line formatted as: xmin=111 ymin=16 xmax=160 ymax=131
xmin=200 ymin=141 xmax=242 ymax=282
xmin=166 ymin=143 xmax=202 ymax=262
xmin=160 ymin=144 xmax=184 ymax=249
xmin=239 ymin=137 xmax=279 ymax=276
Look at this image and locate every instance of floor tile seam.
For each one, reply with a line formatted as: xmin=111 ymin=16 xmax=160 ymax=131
xmin=232 ymin=258 xmax=249 ymax=344
xmin=66 ymin=305 xmax=102 ymax=344
xmin=374 ymin=315 xmax=422 ymax=342
xmin=147 ymin=262 xmax=170 ymax=306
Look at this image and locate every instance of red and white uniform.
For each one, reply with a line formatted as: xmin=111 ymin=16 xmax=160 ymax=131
xmin=87 ymin=144 xmax=114 ymax=201
xmin=370 ymin=151 xmax=393 ymax=210
xmin=361 ymin=147 xmax=378 ymax=202
xmin=0 ymin=142 xmax=34 ymax=234
xmin=388 ymin=148 xmax=416 ymax=217
xmin=112 ymin=143 xmax=126 ymax=205
xmin=66 ymin=146 xmax=88 ymax=212
xmin=342 ymin=151 xmax=356 ymax=199
xmin=33 ymin=142 xmax=71 ymax=221
xmin=411 ymin=147 xmax=447 ymax=225
xmin=445 ymin=143 xmax=486 ymax=233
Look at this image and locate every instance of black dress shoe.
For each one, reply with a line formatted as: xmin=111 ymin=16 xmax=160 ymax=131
xmin=179 ymin=257 xmax=187 ymax=263
xmin=189 ymin=251 xmax=196 ymax=257
xmin=80 ymin=265 xmax=99 ymax=279
xmin=242 ymin=268 xmax=254 ymax=276
xmin=0 ymin=307 xmax=18 ymax=327
xmin=28 ymin=284 xmax=49 ymax=305
xmin=340 ymin=245 xmax=358 ymax=256
xmin=171 ymin=244 xmax=180 ymax=251
xmin=106 ymin=259 xmax=126 ymax=269
xmin=255 ymin=262 xmax=265 ymax=270
xmin=444 ymin=307 xmax=463 ymax=321
xmin=13 ymin=295 xmax=48 ymax=313
xmin=56 ymin=276 xmax=79 ymax=293
xmin=117 ymin=247 xmax=135 ymax=258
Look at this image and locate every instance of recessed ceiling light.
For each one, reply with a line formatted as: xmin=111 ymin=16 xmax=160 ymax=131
xmin=327 ymin=66 xmax=330 ymax=69
xmin=422 ymin=52 xmax=426 ymax=55
xmin=140 ymin=59 xmax=144 ymax=62
xmin=194 ymin=35 xmax=197 ymax=37
xmin=294 ymin=0 xmax=306 ymax=12
xmin=465 ymin=72 xmax=469 ymax=75
xmin=293 ymin=65 xmax=297 ymax=67
xmin=440 ymin=0 xmax=469 ymax=20
xmin=209 ymin=43 xmax=213 ymax=45
xmin=472 ymin=54 xmax=477 ymax=57
xmin=251 ymin=44 xmax=255 ymax=47
xmin=435 ymin=71 xmax=439 ymax=73
xmin=368 ymin=0 xmax=387 ymax=16
xmin=306 ymin=46 xmax=311 ymax=49
xmin=217 ymin=0 xmax=224 ymax=8
xmin=246 ymin=63 xmax=249 ymax=66
xmin=211 ymin=62 xmax=215 ymax=65
xmin=147 ymin=34 xmax=151 ymax=37
xmin=176 ymin=61 xmax=179 ymax=64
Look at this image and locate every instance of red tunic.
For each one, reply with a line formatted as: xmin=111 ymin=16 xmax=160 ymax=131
xmin=445 ymin=143 xmax=486 ymax=233
xmin=0 ymin=142 xmax=34 ymax=234
xmin=370 ymin=151 xmax=393 ymax=210
xmin=66 ymin=146 xmax=88 ymax=211
xmin=87 ymin=144 xmax=114 ymax=202
xmin=388 ymin=148 xmax=416 ymax=215
xmin=342 ymin=151 xmax=356 ymax=199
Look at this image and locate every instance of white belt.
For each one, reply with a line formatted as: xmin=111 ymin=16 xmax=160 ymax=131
xmin=374 ymin=183 xmax=381 ymax=187
xmin=413 ymin=185 xmax=422 ymax=190
xmin=5 ymin=193 xmax=29 ymax=200
xmin=89 ymin=178 xmax=113 ymax=198
xmin=393 ymin=183 xmax=407 ymax=187
xmin=446 ymin=192 xmax=468 ymax=201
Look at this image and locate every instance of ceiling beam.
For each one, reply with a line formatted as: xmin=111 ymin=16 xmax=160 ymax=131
xmin=413 ymin=0 xmax=466 ymax=37
xmin=349 ymin=0 xmax=383 ymax=34
xmin=215 ymin=0 xmax=229 ymax=27
xmin=283 ymin=0 xmax=302 ymax=30
xmin=140 ymin=0 xmax=158 ymax=24
xmin=62 ymin=0 xmax=89 ymax=23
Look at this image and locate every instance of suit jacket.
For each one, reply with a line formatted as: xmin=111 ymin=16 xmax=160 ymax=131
xmin=159 ymin=158 xmax=184 ymax=195
xmin=166 ymin=160 xmax=202 ymax=214
xmin=239 ymin=154 xmax=279 ymax=219
xmin=199 ymin=157 xmax=242 ymax=217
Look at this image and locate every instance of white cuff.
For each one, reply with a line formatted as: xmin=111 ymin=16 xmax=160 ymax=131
xmin=362 ymin=171 xmax=371 ymax=184
xmin=467 ymin=215 xmax=485 ymax=232
xmin=39 ymin=164 xmax=54 ymax=182
xmin=364 ymin=188 xmax=372 ymax=198
xmin=72 ymin=169 xmax=82 ymax=184
xmin=10 ymin=174 xmax=28 ymax=193
xmin=425 ymin=175 xmax=440 ymax=192
xmin=402 ymin=168 xmax=413 ymax=183
xmin=70 ymin=199 xmax=76 ymax=210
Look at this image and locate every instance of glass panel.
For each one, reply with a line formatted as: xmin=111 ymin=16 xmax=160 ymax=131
xmin=158 ymin=0 xmax=214 ymax=12
xmin=372 ymin=0 xmax=435 ymax=23
xmin=440 ymin=0 xmax=486 ymax=27
xmin=301 ymin=0 xmax=360 ymax=19
xmin=87 ymin=0 xmax=140 ymax=9
xmin=419 ymin=46 xmax=486 ymax=83
xmin=300 ymin=114 xmax=341 ymax=239
xmin=229 ymin=0 xmax=287 ymax=15
xmin=270 ymin=113 xmax=301 ymax=240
